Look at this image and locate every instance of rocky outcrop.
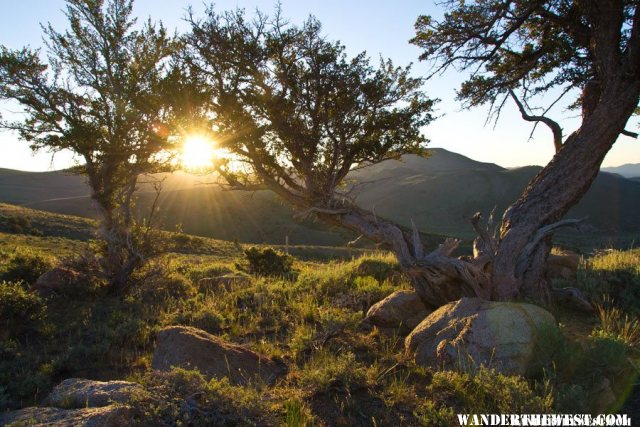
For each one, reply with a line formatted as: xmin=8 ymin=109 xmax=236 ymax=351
xmin=0 ymin=378 xmax=139 ymax=426
xmin=365 ymin=290 xmax=431 ymax=334
xmin=405 ymin=297 xmax=559 ymax=376
xmin=44 ymin=378 xmax=144 ymax=408
xmin=152 ymin=326 xmax=285 ymax=385
xmin=0 ymin=406 xmax=131 ymax=427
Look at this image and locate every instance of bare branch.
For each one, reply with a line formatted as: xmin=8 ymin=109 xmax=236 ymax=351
xmin=621 ymin=129 xmax=639 ymax=139
xmin=470 ymin=212 xmax=496 ymax=258
xmin=509 ymin=90 xmax=563 ymax=152
xmin=515 ymin=218 xmax=585 ymax=276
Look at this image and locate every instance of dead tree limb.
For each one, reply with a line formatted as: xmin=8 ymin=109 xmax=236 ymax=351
xmin=470 ymin=212 xmax=497 ymax=258
xmin=515 ymin=218 xmax=585 ymax=276
xmin=509 ymin=90 xmax=563 ymax=153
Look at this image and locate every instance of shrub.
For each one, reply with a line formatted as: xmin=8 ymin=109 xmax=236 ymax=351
xmin=0 ymin=248 xmax=54 ymax=284
xmin=0 ymin=281 xmax=46 ymax=339
xmin=592 ymin=302 xmax=640 ymax=346
xmin=243 ymin=246 xmax=293 ymax=277
xmin=133 ymin=266 xmax=196 ymax=302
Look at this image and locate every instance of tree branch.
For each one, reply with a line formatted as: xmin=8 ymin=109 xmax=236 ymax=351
xmin=621 ymin=129 xmax=639 ymax=139
xmin=509 ymin=89 xmax=563 ymax=152
xmin=515 ymin=218 xmax=585 ymax=277
xmin=470 ymin=212 xmax=497 ymax=258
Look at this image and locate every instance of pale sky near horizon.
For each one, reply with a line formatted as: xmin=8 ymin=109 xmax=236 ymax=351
xmin=1 ymin=0 xmax=638 ymax=171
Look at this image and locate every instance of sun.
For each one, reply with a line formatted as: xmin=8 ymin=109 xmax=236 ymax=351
xmin=181 ymin=135 xmax=214 ymax=170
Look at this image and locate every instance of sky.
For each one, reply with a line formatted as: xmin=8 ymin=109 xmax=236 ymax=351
xmin=0 ymin=0 xmax=638 ymax=171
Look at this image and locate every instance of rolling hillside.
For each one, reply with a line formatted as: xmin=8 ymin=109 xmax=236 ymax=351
xmin=602 ymin=163 xmax=640 ymax=178
xmin=2 ymin=148 xmax=640 ymax=249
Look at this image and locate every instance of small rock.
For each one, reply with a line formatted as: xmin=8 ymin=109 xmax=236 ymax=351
xmin=152 ymin=326 xmax=285 ymax=385
xmin=45 ymin=378 xmax=144 ymax=409
xmin=365 ymin=290 xmax=431 ymax=334
xmin=33 ymin=267 xmax=79 ymax=295
xmin=0 ymin=406 xmax=131 ymax=427
xmin=405 ymin=297 xmax=559 ymax=376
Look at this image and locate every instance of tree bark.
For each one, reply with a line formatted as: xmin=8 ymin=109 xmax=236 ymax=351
xmin=492 ymin=76 xmax=640 ymax=302
xmin=306 ymin=74 xmax=639 ymax=308
xmin=315 ymin=207 xmax=490 ymax=309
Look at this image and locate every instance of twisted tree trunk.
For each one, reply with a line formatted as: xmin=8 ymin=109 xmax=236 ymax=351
xmin=492 ymin=76 xmax=640 ymax=303
xmin=308 ymin=75 xmax=639 ymax=309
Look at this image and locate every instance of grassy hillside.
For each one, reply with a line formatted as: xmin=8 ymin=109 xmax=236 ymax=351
xmin=1 ymin=227 xmax=638 ymax=423
xmin=2 ymin=149 xmax=640 ymax=250
xmin=0 ymin=203 xmax=375 ymax=261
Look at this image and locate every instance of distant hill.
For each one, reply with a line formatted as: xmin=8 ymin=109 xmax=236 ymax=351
xmin=1 ymin=148 xmax=640 ymax=249
xmin=601 ymin=163 xmax=640 ymax=178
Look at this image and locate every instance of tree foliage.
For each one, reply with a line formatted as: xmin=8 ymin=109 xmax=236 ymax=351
xmin=413 ymin=1 xmax=639 ymax=112
xmin=184 ymin=8 xmax=435 ymax=211
xmin=0 ymin=0 xmax=182 ymax=286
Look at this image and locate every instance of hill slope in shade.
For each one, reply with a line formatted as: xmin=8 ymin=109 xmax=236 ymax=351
xmin=1 ymin=148 xmax=640 ymax=248
xmin=601 ymin=163 xmax=640 ymax=178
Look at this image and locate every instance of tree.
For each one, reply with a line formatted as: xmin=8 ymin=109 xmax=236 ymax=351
xmin=0 ymin=0 xmax=180 ymax=289
xmin=411 ymin=0 xmax=640 ymax=303
xmin=185 ymin=9 xmax=507 ymax=309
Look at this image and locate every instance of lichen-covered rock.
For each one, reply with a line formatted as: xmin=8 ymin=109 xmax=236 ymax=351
xmin=0 ymin=406 xmax=131 ymax=427
xmin=44 ymin=378 xmax=144 ymax=409
xmin=365 ymin=290 xmax=430 ymax=333
xmin=405 ymin=297 xmax=559 ymax=376
xmin=152 ymin=326 xmax=285 ymax=385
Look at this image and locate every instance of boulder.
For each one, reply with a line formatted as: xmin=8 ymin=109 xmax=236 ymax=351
xmin=365 ymin=290 xmax=431 ymax=333
xmin=545 ymin=251 xmax=580 ymax=282
xmin=33 ymin=267 xmax=80 ymax=295
xmin=44 ymin=378 xmax=144 ymax=409
xmin=152 ymin=326 xmax=284 ymax=385
xmin=405 ymin=297 xmax=559 ymax=376
xmin=0 ymin=406 xmax=131 ymax=427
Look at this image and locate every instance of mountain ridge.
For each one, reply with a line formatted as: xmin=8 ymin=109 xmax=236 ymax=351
xmin=1 ymin=148 xmax=639 ymax=249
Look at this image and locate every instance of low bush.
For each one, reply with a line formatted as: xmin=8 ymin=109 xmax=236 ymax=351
xmin=0 ymin=281 xmax=46 ymax=339
xmin=243 ymin=246 xmax=293 ymax=277
xmin=0 ymin=248 xmax=54 ymax=284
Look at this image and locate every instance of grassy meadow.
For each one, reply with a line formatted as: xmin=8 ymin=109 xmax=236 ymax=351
xmin=1 ymin=206 xmax=639 ymax=425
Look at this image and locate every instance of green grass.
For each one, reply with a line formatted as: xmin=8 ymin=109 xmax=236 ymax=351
xmin=0 ymin=210 xmax=639 ymax=423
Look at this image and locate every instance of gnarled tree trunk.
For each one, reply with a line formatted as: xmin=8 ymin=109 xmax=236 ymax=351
xmin=492 ymin=76 xmax=640 ymax=303
xmin=311 ymin=74 xmax=639 ymax=309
